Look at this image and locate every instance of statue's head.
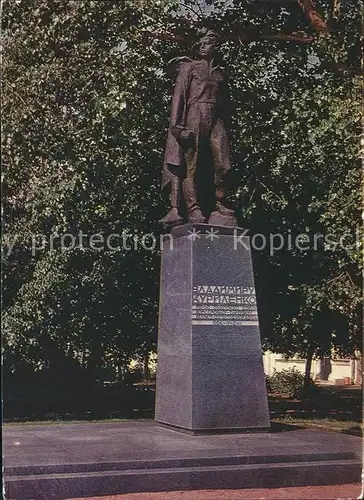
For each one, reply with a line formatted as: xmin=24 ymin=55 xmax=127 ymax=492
xmin=199 ymin=30 xmax=220 ymax=60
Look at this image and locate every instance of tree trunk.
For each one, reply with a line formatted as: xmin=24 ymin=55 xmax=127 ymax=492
xmin=354 ymin=350 xmax=362 ymax=385
xmin=87 ymin=340 xmax=103 ymax=384
xmin=142 ymin=350 xmax=150 ymax=381
xmin=304 ymin=344 xmax=315 ymax=387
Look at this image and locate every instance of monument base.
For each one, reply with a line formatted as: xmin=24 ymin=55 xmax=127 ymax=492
xmin=157 ymin=420 xmax=270 ymax=435
xmin=155 ymin=223 xmax=270 ymax=432
xmin=4 ymin=421 xmax=361 ymax=499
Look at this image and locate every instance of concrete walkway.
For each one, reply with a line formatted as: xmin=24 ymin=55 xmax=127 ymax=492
xmin=4 ymin=421 xmax=361 ymax=499
xmin=73 ymin=483 xmax=362 ymax=499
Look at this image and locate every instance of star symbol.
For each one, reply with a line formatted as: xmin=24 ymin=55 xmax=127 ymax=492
xmin=205 ymin=227 xmax=220 ymax=241
xmin=187 ymin=228 xmax=202 ymax=241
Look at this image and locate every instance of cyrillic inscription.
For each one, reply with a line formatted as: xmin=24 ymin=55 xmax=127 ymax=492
xmin=192 ymin=285 xmax=259 ymax=326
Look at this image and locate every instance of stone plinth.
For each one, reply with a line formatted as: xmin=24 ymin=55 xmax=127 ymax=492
xmin=155 ymin=223 xmax=270 ymax=432
xmin=4 ymin=422 xmax=361 ymax=498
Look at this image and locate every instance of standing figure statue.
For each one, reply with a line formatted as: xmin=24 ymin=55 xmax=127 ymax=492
xmin=160 ymin=29 xmax=237 ymax=228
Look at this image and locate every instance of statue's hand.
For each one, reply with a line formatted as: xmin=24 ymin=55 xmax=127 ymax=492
xmin=180 ymin=129 xmax=195 ymax=150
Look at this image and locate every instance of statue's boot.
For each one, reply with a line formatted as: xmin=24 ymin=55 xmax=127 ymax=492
xmin=159 ymin=177 xmax=183 ymax=229
xmin=159 ymin=207 xmax=183 ymax=228
xmin=182 ymin=178 xmax=205 ymax=223
xmin=208 ymin=188 xmax=238 ymax=227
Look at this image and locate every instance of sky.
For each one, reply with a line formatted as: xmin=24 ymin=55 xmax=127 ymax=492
xmin=178 ymin=0 xmax=234 ymax=17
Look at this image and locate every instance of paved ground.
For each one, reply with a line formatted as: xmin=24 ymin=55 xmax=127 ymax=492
xmin=4 ymin=421 xmax=361 ymax=468
xmin=4 ymin=421 xmax=362 ymax=499
xmin=72 ymin=483 xmax=363 ymax=499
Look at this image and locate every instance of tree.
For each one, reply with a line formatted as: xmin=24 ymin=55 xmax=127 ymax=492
xmin=170 ymin=0 xmax=361 ymax=381
xmin=2 ymin=0 xmax=176 ymax=385
xmin=2 ymin=0 xmax=361 ymax=394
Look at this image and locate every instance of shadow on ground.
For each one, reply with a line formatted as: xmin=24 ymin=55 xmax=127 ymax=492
xmin=269 ymin=386 xmax=361 ymax=422
xmin=4 ymin=383 xmax=361 ymax=436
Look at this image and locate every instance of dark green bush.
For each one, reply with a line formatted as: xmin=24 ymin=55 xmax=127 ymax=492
xmin=266 ymin=367 xmax=307 ymax=398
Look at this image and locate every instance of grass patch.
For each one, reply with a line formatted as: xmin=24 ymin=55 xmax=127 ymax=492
xmin=273 ymin=417 xmax=362 ymax=436
xmin=3 ymin=417 xmax=150 ymax=426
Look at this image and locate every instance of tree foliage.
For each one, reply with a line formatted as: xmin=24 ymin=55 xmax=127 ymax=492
xmin=2 ymin=0 xmax=361 ymax=391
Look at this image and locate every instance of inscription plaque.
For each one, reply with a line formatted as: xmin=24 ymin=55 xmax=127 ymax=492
xmin=192 ymin=285 xmax=259 ymax=326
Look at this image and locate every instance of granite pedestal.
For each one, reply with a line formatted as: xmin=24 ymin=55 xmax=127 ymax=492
xmin=4 ymin=421 xmax=361 ymax=499
xmin=155 ymin=224 xmax=270 ymax=432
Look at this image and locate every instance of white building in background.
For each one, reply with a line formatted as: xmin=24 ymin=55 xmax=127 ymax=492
xmin=136 ymin=352 xmax=362 ymax=386
xmin=263 ymin=351 xmax=362 ymax=385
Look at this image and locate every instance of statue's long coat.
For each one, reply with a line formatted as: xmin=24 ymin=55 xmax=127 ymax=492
xmin=161 ymin=59 xmax=191 ymax=192
xmin=161 ymin=58 xmax=231 ymax=193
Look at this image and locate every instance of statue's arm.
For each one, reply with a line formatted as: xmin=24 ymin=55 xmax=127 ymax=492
xmin=169 ymin=63 xmax=192 ymax=142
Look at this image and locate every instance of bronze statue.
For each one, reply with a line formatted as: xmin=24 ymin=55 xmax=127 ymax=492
xmin=160 ymin=30 xmax=237 ymax=228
